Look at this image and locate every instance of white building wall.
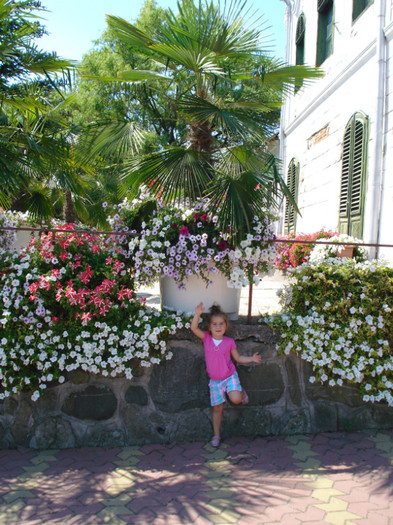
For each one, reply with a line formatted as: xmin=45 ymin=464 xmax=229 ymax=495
xmin=280 ymin=0 xmax=393 ymax=260
xmin=379 ymin=21 xmax=393 ymax=260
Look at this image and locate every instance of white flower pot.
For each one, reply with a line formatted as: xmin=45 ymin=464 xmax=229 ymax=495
xmin=13 ymin=229 xmax=37 ymax=251
xmin=160 ymin=273 xmax=241 ymax=320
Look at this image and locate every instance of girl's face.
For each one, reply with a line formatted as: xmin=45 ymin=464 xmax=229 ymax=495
xmin=209 ymin=315 xmax=227 ymax=339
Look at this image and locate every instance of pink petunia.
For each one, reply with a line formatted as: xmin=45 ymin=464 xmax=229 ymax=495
xmin=179 ymin=226 xmax=189 ymax=236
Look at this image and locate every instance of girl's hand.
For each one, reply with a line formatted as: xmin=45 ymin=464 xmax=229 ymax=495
xmin=195 ymin=302 xmax=204 ymax=316
xmin=252 ymin=352 xmax=262 ymax=364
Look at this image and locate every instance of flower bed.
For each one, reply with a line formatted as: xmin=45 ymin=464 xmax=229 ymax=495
xmin=0 ymin=221 xmax=188 ymax=401
xmin=266 ymin=253 xmax=393 ymax=406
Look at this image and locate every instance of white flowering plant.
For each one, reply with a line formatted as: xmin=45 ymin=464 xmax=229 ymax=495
xmin=0 ymin=223 xmax=188 ymax=401
xmin=265 ymin=257 xmax=393 ymax=406
xmin=309 ymin=233 xmax=368 ymax=263
xmin=108 ymin=196 xmax=278 ymax=289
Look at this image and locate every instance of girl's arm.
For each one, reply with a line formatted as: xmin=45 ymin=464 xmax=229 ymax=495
xmin=231 ymin=348 xmax=262 ymax=364
xmin=191 ymin=302 xmax=205 ymax=341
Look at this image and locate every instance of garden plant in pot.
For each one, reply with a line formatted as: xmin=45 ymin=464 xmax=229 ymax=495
xmin=81 ymin=0 xmax=321 ymax=313
xmin=108 ymin=194 xmax=277 ymax=318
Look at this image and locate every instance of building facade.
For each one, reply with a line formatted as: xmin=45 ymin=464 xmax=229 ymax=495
xmin=279 ymin=0 xmax=393 ymax=260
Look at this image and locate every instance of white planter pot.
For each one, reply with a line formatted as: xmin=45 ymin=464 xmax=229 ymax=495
xmin=13 ymin=230 xmax=37 ymax=251
xmin=160 ymin=273 xmax=241 ymax=320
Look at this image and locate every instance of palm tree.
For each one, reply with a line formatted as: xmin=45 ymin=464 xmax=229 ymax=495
xmin=0 ymin=0 xmax=79 ymax=215
xmin=86 ymin=0 xmax=322 ymax=241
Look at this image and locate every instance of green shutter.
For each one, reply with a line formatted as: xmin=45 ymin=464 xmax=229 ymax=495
xmin=284 ymin=159 xmax=299 ymax=234
xmin=316 ymin=0 xmax=334 ymax=66
xmin=353 ymin=0 xmax=374 ymax=22
xmin=296 ymin=14 xmax=305 ymax=43
xmin=318 ymin=0 xmax=331 ymax=11
xmin=295 ymin=14 xmax=305 ymax=93
xmin=338 ymin=113 xmax=368 ymax=238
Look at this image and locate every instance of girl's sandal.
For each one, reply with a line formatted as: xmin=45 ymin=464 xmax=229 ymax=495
xmin=210 ymin=435 xmax=221 ymax=447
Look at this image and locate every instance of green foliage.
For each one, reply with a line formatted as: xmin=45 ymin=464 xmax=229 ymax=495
xmin=266 ymin=257 xmax=393 ymax=406
xmin=77 ymin=0 xmax=323 ymax=241
xmin=0 ymin=0 xmax=78 ymax=212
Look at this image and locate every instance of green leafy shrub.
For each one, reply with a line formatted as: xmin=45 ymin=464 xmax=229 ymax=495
xmin=266 ymin=257 xmax=393 ymax=406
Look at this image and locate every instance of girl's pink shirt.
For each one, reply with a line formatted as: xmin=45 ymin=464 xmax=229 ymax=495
xmin=203 ymin=332 xmax=236 ymax=381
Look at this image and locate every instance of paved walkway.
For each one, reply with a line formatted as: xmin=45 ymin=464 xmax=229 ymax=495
xmin=1 ymin=430 xmax=392 ymax=524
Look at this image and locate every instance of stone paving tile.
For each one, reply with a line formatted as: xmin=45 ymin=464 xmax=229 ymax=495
xmin=0 ymin=431 xmax=393 ymax=524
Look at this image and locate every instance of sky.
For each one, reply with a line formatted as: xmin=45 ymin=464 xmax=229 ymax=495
xmin=38 ymin=0 xmax=287 ymax=62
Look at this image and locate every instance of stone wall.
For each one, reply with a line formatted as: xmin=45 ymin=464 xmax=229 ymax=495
xmin=1 ymin=322 xmax=393 ymax=449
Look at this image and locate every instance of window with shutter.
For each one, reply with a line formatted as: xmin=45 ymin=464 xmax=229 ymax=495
xmin=352 ymin=0 xmax=373 ymax=22
xmin=316 ymin=0 xmax=334 ymax=66
xmin=284 ymin=158 xmax=300 ymax=234
xmin=295 ymin=14 xmax=305 ymax=93
xmin=338 ymin=113 xmax=368 ymax=238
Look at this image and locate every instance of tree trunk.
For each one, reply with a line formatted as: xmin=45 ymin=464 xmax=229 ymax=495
xmin=63 ymin=189 xmax=77 ymax=224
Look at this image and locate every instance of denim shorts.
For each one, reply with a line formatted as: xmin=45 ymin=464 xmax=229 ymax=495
xmin=209 ymin=371 xmax=242 ymax=406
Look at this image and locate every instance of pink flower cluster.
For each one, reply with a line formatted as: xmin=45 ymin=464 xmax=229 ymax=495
xmin=26 ymin=224 xmax=136 ymax=324
xmin=274 ymin=230 xmax=338 ymax=270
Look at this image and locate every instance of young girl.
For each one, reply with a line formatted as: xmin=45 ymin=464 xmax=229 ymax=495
xmin=191 ymin=302 xmax=262 ymax=447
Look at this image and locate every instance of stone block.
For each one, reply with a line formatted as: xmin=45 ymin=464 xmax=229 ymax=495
xmin=303 ymin=363 xmax=364 ymax=406
xmin=83 ymin=426 xmax=127 ymax=448
xmin=337 ymin=406 xmax=375 ymax=432
xmin=222 ymin=406 xmax=272 ymax=437
xmin=122 ymin=405 xmax=167 ymax=445
xmin=372 ymin=405 xmax=393 ymax=429
xmin=0 ymin=421 xmax=14 ymax=449
xmin=3 ymin=398 xmax=18 ymax=416
xmin=36 ymin=390 xmax=58 ymax=414
xmin=237 ymin=362 xmax=284 ymax=406
xmin=67 ymin=369 xmax=90 ymax=384
xmin=30 ymin=416 xmax=76 ymax=449
xmin=311 ymin=401 xmax=338 ymax=433
xmin=125 ymin=386 xmax=148 ymax=406
xmin=149 ymin=347 xmax=210 ymax=412
xmin=171 ymin=409 xmax=212 ymax=442
xmin=285 ymin=358 xmax=302 ymax=406
xmin=10 ymin=397 xmax=34 ymax=446
xmin=276 ymin=409 xmax=309 ymax=435
xmin=62 ymin=385 xmax=117 ymax=421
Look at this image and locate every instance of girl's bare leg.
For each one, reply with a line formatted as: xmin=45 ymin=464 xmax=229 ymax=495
xmin=212 ymin=403 xmax=224 ymax=436
xmin=227 ymin=390 xmax=247 ymax=405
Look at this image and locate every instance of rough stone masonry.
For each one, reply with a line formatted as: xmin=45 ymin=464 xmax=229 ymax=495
xmin=1 ymin=322 xmax=393 ymax=449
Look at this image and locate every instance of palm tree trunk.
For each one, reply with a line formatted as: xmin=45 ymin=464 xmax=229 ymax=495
xmin=63 ymin=189 xmax=77 ymax=224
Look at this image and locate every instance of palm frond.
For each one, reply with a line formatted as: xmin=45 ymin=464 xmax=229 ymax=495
xmin=256 ymin=63 xmax=324 ymax=95
xmin=121 ymin=146 xmax=213 ymax=202
xmin=179 ymin=95 xmax=275 ymax=141
xmin=79 ymin=120 xmax=147 ymax=163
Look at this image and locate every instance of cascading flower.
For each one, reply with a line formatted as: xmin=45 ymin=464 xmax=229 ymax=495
xmin=0 ymin=218 xmax=189 ymax=401
xmin=266 ymin=256 xmax=393 ymax=406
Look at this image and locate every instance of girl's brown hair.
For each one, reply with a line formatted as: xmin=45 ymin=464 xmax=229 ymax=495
xmin=207 ymin=303 xmax=229 ymax=333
